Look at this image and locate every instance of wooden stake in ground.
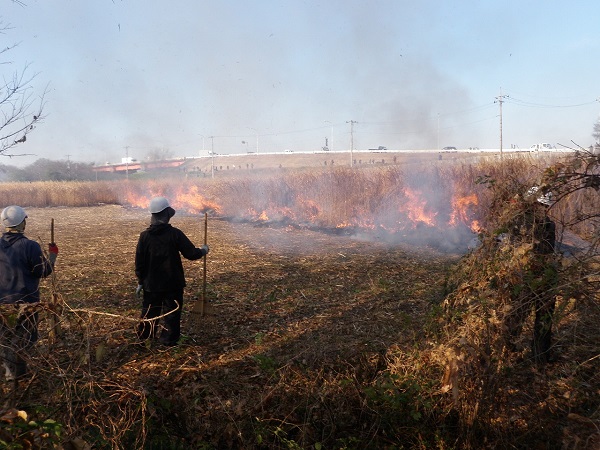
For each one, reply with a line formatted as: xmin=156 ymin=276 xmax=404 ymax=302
xmin=191 ymin=212 xmax=215 ymax=320
xmin=48 ymin=218 xmax=62 ymax=343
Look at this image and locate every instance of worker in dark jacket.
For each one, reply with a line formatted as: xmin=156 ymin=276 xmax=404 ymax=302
xmin=528 ymin=192 xmax=557 ymax=363
xmin=135 ymin=197 xmax=209 ymax=346
xmin=505 ymin=187 xmax=557 ymax=364
xmin=0 ymin=205 xmax=58 ymax=381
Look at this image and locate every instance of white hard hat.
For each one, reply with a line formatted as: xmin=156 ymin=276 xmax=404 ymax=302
xmin=526 ymin=186 xmax=554 ymax=206
xmin=537 ymin=192 xmax=554 ymax=206
xmin=149 ymin=197 xmax=170 ymax=214
xmin=1 ymin=205 xmax=28 ymax=227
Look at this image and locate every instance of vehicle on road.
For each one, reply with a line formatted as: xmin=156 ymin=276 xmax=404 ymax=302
xmin=442 ymin=146 xmax=457 ymax=151
xmin=530 ymin=143 xmax=554 ymax=151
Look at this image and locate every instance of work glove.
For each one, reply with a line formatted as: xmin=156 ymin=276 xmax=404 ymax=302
xmin=201 ymin=244 xmax=210 ymax=255
xmin=136 ymin=284 xmax=143 ymax=298
xmin=48 ymin=243 xmax=59 ymax=265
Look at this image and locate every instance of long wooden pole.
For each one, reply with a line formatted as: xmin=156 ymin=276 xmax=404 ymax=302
xmin=49 ymin=218 xmax=60 ymax=344
xmin=201 ymin=212 xmax=208 ymax=316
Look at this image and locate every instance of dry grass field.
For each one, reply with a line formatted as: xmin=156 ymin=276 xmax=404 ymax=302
xmin=5 ymin=205 xmax=457 ymax=449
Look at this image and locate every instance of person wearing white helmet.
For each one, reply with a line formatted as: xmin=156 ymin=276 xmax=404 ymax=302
xmin=526 ymin=185 xmax=554 ymax=209
xmin=0 ymin=205 xmax=58 ymax=381
xmin=135 ymin=197 xmax=209 ymax=346
xmin=506 ymin=186 xmax=557 ymax=363
xmin=524 ymin=186 xmax=556 ymax=254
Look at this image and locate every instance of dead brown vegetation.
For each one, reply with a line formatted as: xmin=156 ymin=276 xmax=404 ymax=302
xmin=436 ymin=151 xmax=600 ymax=449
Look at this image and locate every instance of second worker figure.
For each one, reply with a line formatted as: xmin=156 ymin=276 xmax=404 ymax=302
xmin=135 ymin=197 xmax=209 ymax=346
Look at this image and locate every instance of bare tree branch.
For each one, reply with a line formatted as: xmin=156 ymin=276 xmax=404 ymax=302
xmin=1 ymin=15 xmax=47 ymax=157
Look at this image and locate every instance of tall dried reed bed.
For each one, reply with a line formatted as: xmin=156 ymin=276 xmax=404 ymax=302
xmin=0 ymin=157 xmax=571 ymax=253
xmin=119 ymin=165 xmax=482 ymax=235
xmin=0 ymin=155 xmax=565 ymax=232
xmin=0 ymin=181 xmax=120 ymax=207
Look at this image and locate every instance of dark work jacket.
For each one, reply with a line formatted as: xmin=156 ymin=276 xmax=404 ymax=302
xmin=512 ymin=207 xmax=556 ymax=255
xmin=533 ymin=215 xmax=556 ymax=255
xmin=0 ymin=232 xmax=54 ymax=304
xmin=135 ymin=223 xmax=206 ymax=293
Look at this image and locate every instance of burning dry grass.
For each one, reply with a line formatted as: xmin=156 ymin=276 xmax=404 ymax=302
xmin=119 ymin=164 xmax=487 ymax=253
xmin=0 ymin=154 xmax=564 ymax=249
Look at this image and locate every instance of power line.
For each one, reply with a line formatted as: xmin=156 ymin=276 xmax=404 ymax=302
xmin=108 ymin=92 xmax=598 ymax=155
xmin=506 ymin=97 xmax=597 ymax=108
xmin=359 ymin=115 xmax=497 ymax=137
xmin=359 ymin=103 xmax=496 ymax=127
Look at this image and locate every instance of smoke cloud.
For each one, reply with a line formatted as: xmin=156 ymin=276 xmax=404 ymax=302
xmin=4 ymin=1 xmax=597 ymax=167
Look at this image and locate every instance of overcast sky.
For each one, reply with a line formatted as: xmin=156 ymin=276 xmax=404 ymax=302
xmin=2 ymin=0 xmax=599 ymax=166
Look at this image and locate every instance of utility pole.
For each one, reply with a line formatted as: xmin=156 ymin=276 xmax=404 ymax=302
xmin=124 ymin=146 xmax=130 ymax=180
xmin=437 ymin=113 xmax=440 ymax=150
xmin=495 ymin=89 xmax=509 ymax=160
xmin=324 ymin=121 xmax=334 ymax=151
xmin=346 ymin=120 xmax=357 ymax=167
xmin=65 ymin=154 xmax=72 ymax=181
xmin=209 ymin=136 xmax=215 ymax=179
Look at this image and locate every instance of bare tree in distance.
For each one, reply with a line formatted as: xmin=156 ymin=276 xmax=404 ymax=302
xmin=1 ymin=15 xmax=47 ymax=158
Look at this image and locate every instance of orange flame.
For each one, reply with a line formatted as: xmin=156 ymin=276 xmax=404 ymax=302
xmin=449 ymin=194 xmax=479 ymax=231
xmin=123 ymin=183 xmax=481 ymax=238
xmin=124 ymin=185 xmax=222 ymax=215
xmin=126 ymin=191 xmax=155 ymax=209
xmin=401 ymin=188 xmax=437 ymax=227
xmin=172 ymin=185 xmax=222 ymax=215
xmin=470 ymin=220 xmax=482 ymax=233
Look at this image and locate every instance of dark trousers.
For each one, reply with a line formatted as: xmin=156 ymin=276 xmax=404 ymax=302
xmin=137 ymin=290 xmax=184 ymax=346
xmin=0 ymin=305 xmax=39 ymax=379
xmin=532 ymin=296 xmax=556 ymax=363
xmin=506 ymin=261 xmax=557 ymax=363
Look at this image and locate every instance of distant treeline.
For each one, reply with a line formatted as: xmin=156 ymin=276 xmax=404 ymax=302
xmin=0 ymin=158 xmax=97 ymax=182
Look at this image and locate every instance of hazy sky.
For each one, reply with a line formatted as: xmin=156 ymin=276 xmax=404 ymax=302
xmin=2 ymin=0 xmax=599 ymax=166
